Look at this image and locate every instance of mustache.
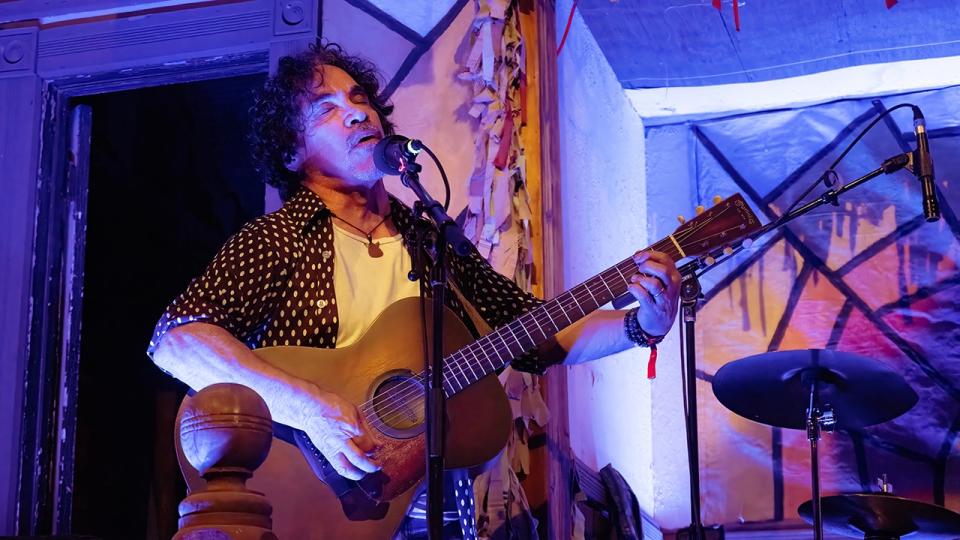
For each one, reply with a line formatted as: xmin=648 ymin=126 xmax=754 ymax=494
xmin=348 ymin=124 xmax=382 ymax=147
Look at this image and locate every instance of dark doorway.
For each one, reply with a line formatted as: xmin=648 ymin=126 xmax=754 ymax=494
xmin=71 ymin=73 xmax=267 ymax=540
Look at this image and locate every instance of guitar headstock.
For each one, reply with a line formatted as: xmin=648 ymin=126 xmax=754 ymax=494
xmin=667 ymin=193 xmax=761 ymax=262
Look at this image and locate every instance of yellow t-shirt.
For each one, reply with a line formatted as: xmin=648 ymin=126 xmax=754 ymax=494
xmin=332 ymin=224 xmax=421 ymax=348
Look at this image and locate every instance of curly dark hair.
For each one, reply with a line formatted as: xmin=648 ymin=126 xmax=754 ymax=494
xmin=249 ymin=41 xmax=396 ymax=200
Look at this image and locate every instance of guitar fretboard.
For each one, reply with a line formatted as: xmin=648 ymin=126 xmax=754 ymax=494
xmin=439 ymin=237 xmax=676 ymax=397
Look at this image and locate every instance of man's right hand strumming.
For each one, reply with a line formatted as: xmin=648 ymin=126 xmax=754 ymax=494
xmin=152 ymin=322 xmax=381 ymax=480
xmin=296 ymin=386 xmax=380 ymax=480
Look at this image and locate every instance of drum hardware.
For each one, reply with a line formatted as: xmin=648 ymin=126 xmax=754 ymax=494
xmin=702 ymin=104 xmax=948 ymax=539
xmin=798 ymin=493 xmax=960 ymax=539
xmin=711 ymin=349 xmax=920 ymax=540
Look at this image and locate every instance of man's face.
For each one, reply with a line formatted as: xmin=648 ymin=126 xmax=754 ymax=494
xmin=291 ymin=65 xmax=385 ymax=186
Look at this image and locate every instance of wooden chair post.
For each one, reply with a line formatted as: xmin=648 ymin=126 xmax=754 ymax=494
xmin=173 ymin=383 xmax=277 ymax=540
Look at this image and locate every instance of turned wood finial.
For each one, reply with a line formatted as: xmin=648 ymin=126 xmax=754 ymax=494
xmin=174 ymin=383 xmax=277 ymax=540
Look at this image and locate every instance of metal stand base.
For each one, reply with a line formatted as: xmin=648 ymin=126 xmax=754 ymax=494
xmin=676 ymin=524 xmax=725 ymax=540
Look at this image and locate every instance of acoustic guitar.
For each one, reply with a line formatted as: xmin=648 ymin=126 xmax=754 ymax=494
xmin=176 ymin=193 xmax=760 ymax=539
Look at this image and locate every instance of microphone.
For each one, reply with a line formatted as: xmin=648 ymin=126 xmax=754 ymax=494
xmin=373 ymin=135 xmax=423 ymax=175
xmin=912 ymin=107 xmax=941 ymax=222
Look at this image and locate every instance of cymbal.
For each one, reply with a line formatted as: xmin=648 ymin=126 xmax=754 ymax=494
xmin=711 ymin=349 xmax=917 ymax=429
xmin=798 ymin=494 xmax=960 ymax=539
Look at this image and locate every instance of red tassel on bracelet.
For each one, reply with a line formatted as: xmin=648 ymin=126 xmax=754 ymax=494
xmin=647 ymin=345 xmax=658 ymax=380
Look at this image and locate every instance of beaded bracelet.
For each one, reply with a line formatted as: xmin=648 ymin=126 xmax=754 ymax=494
xmin=624 ymin=307 xmax=666 ymax=379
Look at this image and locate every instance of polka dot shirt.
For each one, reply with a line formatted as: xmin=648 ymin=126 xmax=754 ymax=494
xmin=148 ymin=186 xmax=555 ymax=373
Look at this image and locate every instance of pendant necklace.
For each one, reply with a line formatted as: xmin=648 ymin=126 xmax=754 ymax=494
xmin=330 ymin=211 xmax=392 ymax=258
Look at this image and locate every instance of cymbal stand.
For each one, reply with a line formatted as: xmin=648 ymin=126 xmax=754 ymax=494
xmin=803 ymin=369 xmax=836 ymax=540
xmin=671 ymin=145 xmax=919 ymax=540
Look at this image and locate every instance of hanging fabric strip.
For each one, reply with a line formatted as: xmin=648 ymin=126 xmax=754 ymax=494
xmin=459 ymin=1 xmax=545 ymax=537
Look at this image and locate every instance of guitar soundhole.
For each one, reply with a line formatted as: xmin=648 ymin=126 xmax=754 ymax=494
xmin=369 ymin=371 xmax=425 ymax=439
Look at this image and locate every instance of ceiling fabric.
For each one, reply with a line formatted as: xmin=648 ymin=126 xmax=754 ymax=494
xmin=575 ymin=0 xmax=960 ymax=88
xmin=323 ymin=0 xmax=468 ymax=98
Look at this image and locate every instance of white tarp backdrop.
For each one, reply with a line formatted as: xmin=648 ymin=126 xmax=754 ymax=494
xmin=646 ymin=85 xmax=960 ymax=526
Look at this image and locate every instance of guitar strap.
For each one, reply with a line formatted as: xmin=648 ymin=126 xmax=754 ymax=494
xmin=446 ymin=277 xmax=493 ymax=337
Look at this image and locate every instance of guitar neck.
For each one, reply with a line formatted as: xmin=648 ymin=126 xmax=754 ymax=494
xmin=439 ymin=236 xmax=678 ymax=397
xmin=437 ymin=192 xmax=761 ymax=397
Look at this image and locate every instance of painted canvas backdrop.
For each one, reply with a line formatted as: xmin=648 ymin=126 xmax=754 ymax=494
xmin=648 ymin=85 xmax=960 ymax=525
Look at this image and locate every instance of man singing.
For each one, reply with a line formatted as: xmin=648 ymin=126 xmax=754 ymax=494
xmin=149 ymin=41 xmax=681 ymax=538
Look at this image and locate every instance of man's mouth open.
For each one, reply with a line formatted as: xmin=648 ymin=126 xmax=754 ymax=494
xmin=353 ymin=133 xmax=381 ymax=148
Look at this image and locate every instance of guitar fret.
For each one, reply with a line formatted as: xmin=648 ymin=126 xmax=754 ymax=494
xmin=482 ymin=336 xmax=502 ymax=368
xmin=447 ymin=370 xmax=463 ymax=392
xmin=450 ymin=353 xmax=468 ymax=388
xmin=430 ymin=367 xmax=450 ymax=395
xmin=462 ymin=349 xmax=480 ymax=382
xmin=503 ymin=323 xmax=523 ymax=352
xmin=468 ymin=342 xmax=489 ymax=377
xmin=616 ymin=262 xmax=631 ymax=285
xmin=570 ymin=288 xmax=587 ymax=316
xmin=614 ymin=261 xmax=629 ymax=285
xmin=509 ymin=321 xmax=533 ymax=351
xmin=459 ymin=355 xmax=473 ymax=388
xmin=557 ymin=295 xmax=574 ymax=325
xmin=526 ymin=312 xmax=548 ymax=341
xmin=600 ymin=273 xmax=615 ymax=297
xmin=583 ymin=281 xmax=601 ymax=307
xmin=516 ymin=318 xmax=535 ymax=345
xmin=494 ymin=329 xmax=514 ymax=358
xmin=541 ymin=307 xmax=559 ymax=334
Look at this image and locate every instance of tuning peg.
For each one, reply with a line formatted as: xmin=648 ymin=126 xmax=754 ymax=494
xmin=677 ymin=215 xmax=686 ymax=224
xmin=713 ymin=195 xmax=723 ymax=205
xmin=723 ymin=246 xmax=734 ymax=256
xmin=695 ymin=205 xmax=705 ymax=215
xmin=704 ymin=256 xmax=716 ymax=266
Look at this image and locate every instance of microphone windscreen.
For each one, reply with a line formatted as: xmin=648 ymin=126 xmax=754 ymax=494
xmin=373 ymin=135 xmax=407 ymax=175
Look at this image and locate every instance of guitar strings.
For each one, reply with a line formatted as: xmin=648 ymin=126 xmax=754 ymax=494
xmin=358 ymin=209 xmax=750 ymax=426
xmin=358 ymin=254 xmax=666 ymax=425
xmin=357 ymin=259 xmax=647 ymax=428
xmin=360 ymin=218 xmax=749 ymax=427
xmin=362 ymin=213 xmax=746 ymax=421
xmin=362 ymin=221 xmax=749 ymax=428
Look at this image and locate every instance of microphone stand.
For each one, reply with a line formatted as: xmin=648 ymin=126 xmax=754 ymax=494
xmin=672 ymin=149 xmax=913 ymax=540
xmin=738 ymin=150 xmax=912 ymax=252
xmin=396 ymin=156 xmax=472 ymax=540
xmin=675 ymin=269 xmax=720 ymax=540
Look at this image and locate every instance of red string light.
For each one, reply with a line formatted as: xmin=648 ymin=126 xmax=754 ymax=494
xmin=556 ymin=0 xmax=578 ymax=56
xmin=713 ymin=0 xmax=741 ymax=31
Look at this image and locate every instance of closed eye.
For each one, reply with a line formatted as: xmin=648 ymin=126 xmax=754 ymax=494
xmin=306 ymin=101 xmax=335 ymax=119
xmin=351 ymin=90 xmax=369 ymax=104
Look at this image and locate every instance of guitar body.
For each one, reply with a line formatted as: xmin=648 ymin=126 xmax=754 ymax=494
xmin=176 ymin=298 xmax=513 ymax=539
